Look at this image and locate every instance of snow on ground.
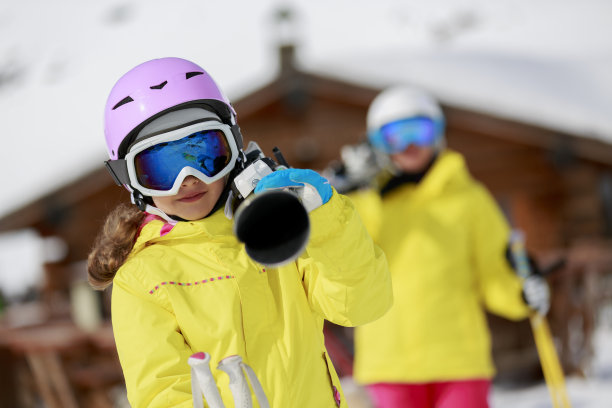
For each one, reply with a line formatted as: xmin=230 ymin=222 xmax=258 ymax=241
xmin=493 ymin=321 xmax=612 ymax=407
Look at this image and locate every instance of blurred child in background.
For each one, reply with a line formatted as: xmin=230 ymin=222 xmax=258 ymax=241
xmin=329 ymin=86 xmax=549 ymax=408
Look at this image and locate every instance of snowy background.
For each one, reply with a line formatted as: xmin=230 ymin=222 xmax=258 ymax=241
xmin=1 ymin=0 xmax=611 ymax=220
xmin=491 ymin=318 xmax=612 ymax=407
xmin=0 ymin=0 xmax=611 ymax=405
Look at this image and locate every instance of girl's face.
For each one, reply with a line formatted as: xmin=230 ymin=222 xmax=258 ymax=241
xmin=152 ymin=176 xmax=225 ymax=220
xmin=390 ymin=144 xmax=435 ymax=173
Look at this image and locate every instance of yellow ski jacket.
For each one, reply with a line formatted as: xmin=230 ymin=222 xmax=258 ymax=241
xmin=352 ymin=150 xmax=531 ymax=384
xmin=111 ymin=190 xmax=391 ymax=407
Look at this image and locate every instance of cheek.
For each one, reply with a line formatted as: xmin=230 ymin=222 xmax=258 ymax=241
xmin=210 ymin=180 xmax=226 ymax=199
xmin=151 ymin=196 xmax=173 ymax=211
xmin=392 ymin=148 xmax=434 ymax=170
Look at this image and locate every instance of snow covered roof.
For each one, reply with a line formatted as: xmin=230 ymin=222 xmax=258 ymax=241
xmin=0 ymin=0 xmax=610 ymax=219
xmin=300 ymin=0 xmax=612 ymax=144
xmin=308 ymin=50 xmax=612 ymax=145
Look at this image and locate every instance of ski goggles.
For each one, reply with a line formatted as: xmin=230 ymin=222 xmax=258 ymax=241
xmin=368 ymin=117 xmax=441 ymax=154
xmin=105 ymin=121 xmax=239 ymax=196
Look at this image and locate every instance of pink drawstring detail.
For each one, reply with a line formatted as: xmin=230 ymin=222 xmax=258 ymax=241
xmin=138 ymin=213 xmax=176 ymax=238
xmin=149 ymin=275 xmax=236 ymax=294
xmin=160 ymin=223 xmax=174 ymax=236
xmin=333 ymin=386 xmax=341 ymax=406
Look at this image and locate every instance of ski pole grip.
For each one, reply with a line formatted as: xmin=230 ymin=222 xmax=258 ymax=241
xmin=188 ymin=352 xmax=225 ymax=408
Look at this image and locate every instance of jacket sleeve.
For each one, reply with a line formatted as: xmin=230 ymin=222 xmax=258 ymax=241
xmin=111 ymin=261 xmax=194 ymax=408
xmin=345 ymin=188 xmax=384 ymax=242
xmin=297 ymin=188 xmax=392 ymax=326
xmin=470 ymin=184 xmax=531 ymax=320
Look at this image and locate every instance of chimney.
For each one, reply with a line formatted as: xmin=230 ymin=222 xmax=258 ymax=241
xmin=274 ymin=7 xmax=298 ymax=77
xmin=279 ymin=43 xmax=296 ymax=77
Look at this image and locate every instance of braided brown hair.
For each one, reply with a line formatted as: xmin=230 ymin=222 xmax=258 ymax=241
xmin=87 ymin=203 xmax=146 ymax=290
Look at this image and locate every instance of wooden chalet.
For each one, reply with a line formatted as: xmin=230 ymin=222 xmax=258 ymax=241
xmin=1 ymin=40 xmax=612 ymax=406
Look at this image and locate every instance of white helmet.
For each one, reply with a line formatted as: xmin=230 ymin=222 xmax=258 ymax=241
xmin=366 ymin=86 xmax=445 ymax=153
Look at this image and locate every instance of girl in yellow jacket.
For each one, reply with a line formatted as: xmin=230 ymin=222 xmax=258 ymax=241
xmin=87 ymin=57 xmax=392 ymax=408
xmin=337 ymin=86 xmax=549 ymax=408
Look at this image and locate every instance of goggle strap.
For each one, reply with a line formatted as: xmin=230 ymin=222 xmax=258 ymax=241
xmin=230 ymin=123 xmax=243 ymax=150
xmin=105 ymin=159 xmax=130 ymax=186
xmin=132 ymin=190 xmax=148 ymax=211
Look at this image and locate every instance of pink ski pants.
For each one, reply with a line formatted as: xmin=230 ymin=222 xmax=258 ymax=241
xmin=366 ymin=379 xmax=491 ymax=408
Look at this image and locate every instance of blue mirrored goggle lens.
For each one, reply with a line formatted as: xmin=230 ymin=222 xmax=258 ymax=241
xmin=370 ymin=117 xmax=437 ymax=154
xmin=134 ymin=129 xmax=232 ymax=190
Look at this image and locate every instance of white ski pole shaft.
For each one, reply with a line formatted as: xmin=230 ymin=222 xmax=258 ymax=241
xmin=217 ymin=355 xmax=252 ymax=408
xmin=188 ymin=352 xmax=225 ymax=408
xmin=241 ymin=362 xmax=270 ymax=408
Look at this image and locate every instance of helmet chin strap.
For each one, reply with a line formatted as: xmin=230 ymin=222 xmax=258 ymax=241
xmin=131 ymin=189 xmax=178 ymax=224
xmin=144 ymin=203 xmax=179 ymax=224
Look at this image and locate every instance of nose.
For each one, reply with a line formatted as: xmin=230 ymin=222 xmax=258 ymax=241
xmin=181 ymin=176 xmax=201 ymax=187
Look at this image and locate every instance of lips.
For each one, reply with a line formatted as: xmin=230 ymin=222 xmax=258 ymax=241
xmin=178 ymin=191 xmax=206 ymax=202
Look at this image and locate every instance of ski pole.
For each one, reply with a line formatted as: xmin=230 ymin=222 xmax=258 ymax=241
xmin=189 ymin=352 xmax=225 ymax=408
xmin=217 ymin=355 xmax=252 ymax=408
xmin=216 ymin=355 xmax=271 ymax=408
xmin=241 ymin=361 xmax=271 ymax=408
xmin=190 ymin=352 xmax=271 ymax=408
xmin=509 ymin=230 xmax=572 ymax=408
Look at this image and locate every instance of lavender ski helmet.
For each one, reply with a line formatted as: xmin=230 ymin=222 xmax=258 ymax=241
xmin=104 ymin=57 xmax=240 ymax=161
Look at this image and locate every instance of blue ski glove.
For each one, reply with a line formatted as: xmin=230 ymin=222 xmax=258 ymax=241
xmin=254 ymin=168 xmax=333 ymax=212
